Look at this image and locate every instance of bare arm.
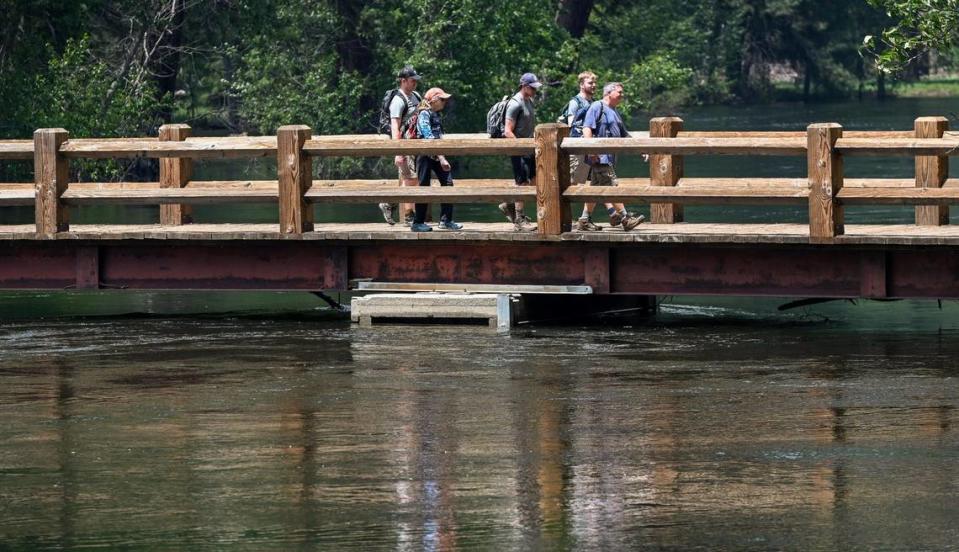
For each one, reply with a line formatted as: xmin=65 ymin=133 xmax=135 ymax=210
xmin=505 ymin=118 xmax=516 ymax=139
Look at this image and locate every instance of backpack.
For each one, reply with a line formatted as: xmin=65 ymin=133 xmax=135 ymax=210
xmin=558 ymin=95 xmax=591 ymax=137
xmin=403 ymin=107 xmax=427 ymax=139
xmin=486 ymin=95 xmax=519 ymax=138
xmin=378 ymin=89 xmax=422 ymax=135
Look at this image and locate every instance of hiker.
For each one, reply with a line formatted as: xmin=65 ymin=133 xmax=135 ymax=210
xmin=498 ymin=73 xmax=541 ymax=232
xmin=561 ymin=71 xmax=607 ymax=231
xmin=579 ymin=82 xmax=645 ymax=231
xmin=410 ymin=88 xmax=463 ymax=232
xmin=379 ymin=65 xmax=422 ymax=226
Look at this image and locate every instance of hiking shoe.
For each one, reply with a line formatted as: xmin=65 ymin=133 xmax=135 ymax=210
xmin=513 ymin=213 xmax=536 ymax=232
xmin=575 ymin=217 xmax=602 ymax=232
xmin=378 ymin=203 xmax=395 ymax=225
xmin=403 ymin=211 xmax=415 ymax=227
xmin=498 ymin=202 xmax=516 ymax=223
xmin=410 ymin=222 xmax=432 ymax=232
xmin=437 ymin=219 xmax=463 ymax=231
xmin=609 ymin=212 xmax=623 ymax=227
xmin=621 ymin=214 xmax=646 ymax=231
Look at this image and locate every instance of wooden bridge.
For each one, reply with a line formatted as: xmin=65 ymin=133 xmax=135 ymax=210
xmin=2 ymin=117 xmax=959 ymax=299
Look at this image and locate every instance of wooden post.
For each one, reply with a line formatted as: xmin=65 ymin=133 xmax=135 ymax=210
xmin=34 ymin=128 xmax=69 ymax=238
xmin=159 ymin=123 xmax=193 ymax=225
xmin=915 ymin=116 xmax=949 ymax=226
xmin=807 ymin=123 xmax=844 ymax=240
xmin=649 ymin=117 xmax=683 ymax=223
xmin=535 ymin=123 xmax=571 ymax=235
xmin=277 ymin=125 xmax=314 ymax=233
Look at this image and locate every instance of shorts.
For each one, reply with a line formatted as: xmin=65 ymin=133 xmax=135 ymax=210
xmin=510 ymin=155 xmax=536 ymax=185
xmin=589 ymin=164 xmax=618 ymax=187
xmin=569 ymin=155 xmax=591 ymax=185
xmin=397 ymin=155 xmax=416 ymax=181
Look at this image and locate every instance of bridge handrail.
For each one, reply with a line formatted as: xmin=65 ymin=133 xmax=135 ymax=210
xmin=1 ymin=117 xmax=955 ymax=238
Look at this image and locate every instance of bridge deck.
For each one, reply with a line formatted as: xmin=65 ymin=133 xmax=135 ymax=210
xmin=3 ymin=222 xmax=959 ymax=246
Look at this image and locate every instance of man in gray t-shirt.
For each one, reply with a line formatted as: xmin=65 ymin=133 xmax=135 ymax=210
xmin=499 ymin=72 xmax=541 ymax=231
xmin=385 ymin=66 xmax=421 ymax=225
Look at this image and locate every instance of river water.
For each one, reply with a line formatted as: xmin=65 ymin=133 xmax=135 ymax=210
xmin=3 ymin=98 xmax=959 ymax=550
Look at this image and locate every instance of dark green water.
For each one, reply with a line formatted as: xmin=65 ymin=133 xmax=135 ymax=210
xmin=3 ymin=98 xmax=959 ymax=550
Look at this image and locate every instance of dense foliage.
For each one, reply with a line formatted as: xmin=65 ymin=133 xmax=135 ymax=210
xmin=0 ymin=0 xmax=956 ymax=146
xmin=866 ymin=0 xmax=959 ymax=73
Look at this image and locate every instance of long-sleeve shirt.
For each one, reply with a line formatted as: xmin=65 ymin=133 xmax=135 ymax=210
xmin=417 ymin=109 xmax=443 ymax=140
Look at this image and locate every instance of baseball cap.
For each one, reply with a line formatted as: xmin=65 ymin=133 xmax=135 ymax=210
xmin=397 ymin=66 xmax=422 ymax=80
xmin=519 ymin=73 xmax=543 ymax=89
xmin=424 ymin=87 xmax=452 ymax=102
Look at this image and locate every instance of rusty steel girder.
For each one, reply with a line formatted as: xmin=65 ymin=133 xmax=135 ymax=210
xmin=1 ymin=240 xmax=958 ymax=299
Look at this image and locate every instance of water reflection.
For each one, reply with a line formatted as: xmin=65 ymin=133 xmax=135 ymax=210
xmin=1 ymin=319 xmax=959 ymax=549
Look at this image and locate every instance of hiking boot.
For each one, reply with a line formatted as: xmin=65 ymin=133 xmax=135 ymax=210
xmin=621 ymin=214 xmax=646 ymax=231
xmin=410 ymin=222 xmax=432 ymax=232
xmin=609 ymin=211 xmax=623 ymax=227
xmin=378 ymin=203 xmax=395 ymax=225
xmin=437 ymin=219 xmax=463 ymax=231
xmin=497 ymin=202 xmax=516 ymax=223
xmin=403 ymin=211 xmax=415 ymax=227
xmin=575 ymin=217 xmax=602 ymax=232
xmin=513 ymin=212 xmax=536 ymax=232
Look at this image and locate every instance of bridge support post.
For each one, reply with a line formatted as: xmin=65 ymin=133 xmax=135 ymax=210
xmin=159 ymin=124 xmax=193 ymax=225
xmin=34 ymin=128 xmax=69 ymax=238
xmin=807 ymin=123 xmax=844 ymax=241
xmin=535 ymin=123 xmax=571 ymax=235
xmin=915 ymin=116 xmax=949 ymax=226
xmin=277 ymin=125 xmax=314 ymax=234
xmin=650 ymin=117 xmax=684 ymax=223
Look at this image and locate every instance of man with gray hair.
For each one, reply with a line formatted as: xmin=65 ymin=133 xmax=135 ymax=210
xmin=578 ymin=82 xmax=644 ymax=231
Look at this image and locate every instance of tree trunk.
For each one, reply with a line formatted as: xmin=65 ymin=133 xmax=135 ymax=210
xmin=877 ymin=70 xmax=886 ymax=100
xmin=154 ymin=0 xmax=186 ymax=124
xmin=555 ymin=0 xmax=595 ymax=38
xmin=332 ymin=0 xmax=375 ymax=124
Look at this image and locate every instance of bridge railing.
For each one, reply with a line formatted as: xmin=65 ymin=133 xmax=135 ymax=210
xmin=2 ymin=116 xmax=958 ymax=240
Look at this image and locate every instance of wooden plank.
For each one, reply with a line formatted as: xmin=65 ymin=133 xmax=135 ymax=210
xmin=0 ymin=189 xmax=34 ymax=206
xmin=0 ymin=140 xmax=34 ymax=160
xmin=355 ymin=282 xmax=592 ymax=294
xmin=159 ymin=124 xmax=193 ymax=225
xmin=562 ymin=137 xmax=808 ymax=156
xmin=277 ymin=126 xmax=314 ymax=233
xmin=563 ymin=185 xmax=808 ymax=204
xmin=915 ymin=117 xmax=949 ymax=225
xmin=534 ymin=123 xmax=571 ymax=235
xmin=650 ymin=117 xmax=684 ymax=223
xmin=61 ymin=188 xmax=278 ymax=205
xmin=303 ymin=137 xmax=535 ymax=156
xmin=34 ymin=129 xmax=70 ymax=238
xmin=808 ymin=123 xmax=844 ymax=241
xmin=59 ymin=137 xmax=277 ymax=159
xmin=677 ymin=130 xmax=913 ymax=138
xmin=837 ymin=187 xmax=959 ymax=205
xmin=836 ymin=138 xmax=959 ymax=156
xmin=305 ymin=186 xmax=536 ymax=203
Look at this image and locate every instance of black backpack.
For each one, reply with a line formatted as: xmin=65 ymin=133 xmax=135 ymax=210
xmin=486 ymin=95 xmax=519 ymax=138
xmin=378 ymin=89 xmax=422 ymax=135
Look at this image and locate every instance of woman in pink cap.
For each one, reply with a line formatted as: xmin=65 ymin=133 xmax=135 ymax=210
xmin=410 ymin=87 xmax=463 ymax=232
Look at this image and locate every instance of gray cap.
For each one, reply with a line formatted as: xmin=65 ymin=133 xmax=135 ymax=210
xmin=397 ymin=66 xmax=422 ymax=80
